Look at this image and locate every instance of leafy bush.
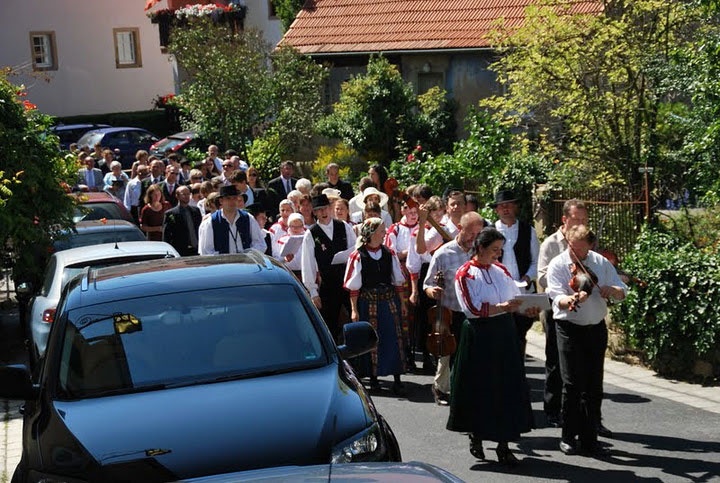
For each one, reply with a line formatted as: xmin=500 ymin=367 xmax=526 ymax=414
xmin=311 ymin=143 xmax=362 ymax=184
xmin=612 ymin=225 xmax=720 ymax=378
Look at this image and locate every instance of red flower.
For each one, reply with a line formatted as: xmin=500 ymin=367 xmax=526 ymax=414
xmin=22 ymin=100 xmax=37 ymax=110
xmin=415 ymin=145 xmax=422 ymax=152
xmin=406 ymin=153 xmax=415 ymax=162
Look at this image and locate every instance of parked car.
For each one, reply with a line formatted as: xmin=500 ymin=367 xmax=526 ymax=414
xmin=70 ymin=191 xmax=134 ymax=223
xmin=149 ymin=130 xmax=200 ymax=158
xmin=25 ymin=241 xmax=180 ymax=364
xmin=52 ymin=219 xmax=146 ymax=252
xmin=184 ymin=461 xmax=465 ymax=482
xmin=51 ymin=123 xmax=111 ymax=150
xmin=77 ymin=127 xmax=159 ymax=169
xmin=3 ymin=252 xmax=400 ymax=482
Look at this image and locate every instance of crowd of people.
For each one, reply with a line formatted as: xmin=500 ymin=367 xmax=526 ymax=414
xmin=70 ymin=145 xmax=628 ymax=465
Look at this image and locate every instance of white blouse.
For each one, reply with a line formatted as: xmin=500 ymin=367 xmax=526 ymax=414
xmin=343 ymin=246 xmax=406 ymax=297
xmin=455 ymin=260 xmax=520 ymax=319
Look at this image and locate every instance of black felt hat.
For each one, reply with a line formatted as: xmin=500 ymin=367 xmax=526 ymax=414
xmin=218 ymin=185 xmax=247 ymax=202
xmin=489 ymin=190 xmax=518 ymax=208
xmin=311 ymin=194 xmax=331 ymax=210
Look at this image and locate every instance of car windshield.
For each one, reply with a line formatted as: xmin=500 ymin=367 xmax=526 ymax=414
xmin=78 ymin=132 xmax=103 ymax=148
xmin=56 ymin=285 xmax=326 ymax=399
xmin=53 ymin=229 xmax=145 ymax=251
xmin=73 ymin=202 xmax=126 ymax=222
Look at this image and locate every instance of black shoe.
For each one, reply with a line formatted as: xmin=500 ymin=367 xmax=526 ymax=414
xmin=469 ymin=435 xmax=485 ymax=460
xmin=391 ymin=381 xmax=406 ymax=396
xmin=431 ymin=386 xmax=449 ymax=406
xmin=559 ymin=440 xmax=578 ymax=455
xmin=496 ymin=444 xmax=520 ymax=466
xmin=368 ymin=379 xmax=381 ymax=393
xmin=597 ymin=423 xmax=613 ymax=438
xmin=546 ymin=414 xmax=561 ymax=428
xmin=581 ymin=443 xmax=611 ymax=457
xmin=422 ymin=355 xmax=436 ymax=373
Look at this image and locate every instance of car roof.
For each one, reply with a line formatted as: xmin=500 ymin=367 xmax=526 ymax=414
xmin=51 ymin=241 xmax=179 ymax=267
xmin=67 ymin=252 xmax=294 ymax=305
xmin=71 ymin=192 xmax=121 ymax=203
xmin=52 ymin=123 xmax=110 ymax=131
xmin=166 ymin=130 xmax=196 ymax=139
xmin=85 ymin=127 xmax=152 ymax=134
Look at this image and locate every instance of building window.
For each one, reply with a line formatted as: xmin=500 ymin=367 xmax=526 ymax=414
xmin=113 ymin=28 xmax=142 ymax=68
xmin=29 ymin=32 xmax=57 ymax=71
xmin=268 ymin=0 xmax=277 ymax=18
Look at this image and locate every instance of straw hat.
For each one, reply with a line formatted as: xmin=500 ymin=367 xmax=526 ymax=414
xmin=356 ymin=187 xmax=389 ymax=209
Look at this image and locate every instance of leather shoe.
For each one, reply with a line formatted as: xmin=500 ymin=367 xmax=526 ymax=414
xmin=546 ymin=414 xmax=561 ymax=428
xmin=559 ymin=440 xmax=578 ymax=455
xmin=597 ymin=423 xmax=613 ymax=438
xmin=432 ymin=386 xmax=449 ymax=406
xmin=581 ymin=443 xmax=611 ymax=457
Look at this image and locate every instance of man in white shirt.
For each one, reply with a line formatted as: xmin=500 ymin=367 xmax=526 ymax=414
xmin=198 ymin=185 xmax=267 ymax=255
xmin=124 ymin=165 xmax=150 ymax=224
xmin=300 ymin=194 xmax=357 ymax=342
xmin=208 ymin=145 xmax=224 ymax=174
xmin=491 ymin=190 xmax=540 ymax=362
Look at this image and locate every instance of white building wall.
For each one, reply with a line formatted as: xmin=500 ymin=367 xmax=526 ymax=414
xmin=245 ymin=0 xmax=283 ymax=48
xmin=0 ymin=0 xmax=175 ymax=117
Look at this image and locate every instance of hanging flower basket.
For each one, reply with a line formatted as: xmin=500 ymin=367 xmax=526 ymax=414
xmin=148 ymin=2 xmax=247 ymax=46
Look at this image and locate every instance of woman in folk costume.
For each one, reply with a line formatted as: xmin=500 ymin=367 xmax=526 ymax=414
xmin=344 ymin=218 xmax=408 ymax=395
xmin=449 ymin=227 xmax=539 ymax=465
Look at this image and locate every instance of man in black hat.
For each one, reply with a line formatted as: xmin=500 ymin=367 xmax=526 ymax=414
xmin=198 ymin=185 xmax=267 ymax=255
xmin=300 ymin=194 xmax=357 ymax=342
xmin=491 ymin=190 xmax=540 ymax=362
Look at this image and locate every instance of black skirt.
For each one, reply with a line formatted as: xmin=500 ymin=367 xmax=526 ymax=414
xmin=446 ymin=313 xmax=533 ymax=442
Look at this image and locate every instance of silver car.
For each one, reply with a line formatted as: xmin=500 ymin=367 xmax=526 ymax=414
xmin=26 ymin=241 xmax=179 ymax=363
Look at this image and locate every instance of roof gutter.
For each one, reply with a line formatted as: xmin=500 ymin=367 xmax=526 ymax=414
xmin=299 ymin=47 xmax=496 ymax=58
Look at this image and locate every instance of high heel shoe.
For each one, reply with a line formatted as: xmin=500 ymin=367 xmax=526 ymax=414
xmin=495 ymin=444 xmax=520 ymax=466
xmin=469 ymin=435 xmax=485 ymax=460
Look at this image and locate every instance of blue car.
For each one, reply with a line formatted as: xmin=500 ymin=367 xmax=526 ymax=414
xmin=0 ymin=252 xmax=401 ymax=482
xmin=50 ymin=123 xmax=111 ymax=150
xmin=77 ymin=127 xmax=159 ymax=169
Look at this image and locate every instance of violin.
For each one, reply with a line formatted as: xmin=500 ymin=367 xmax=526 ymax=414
xmin=383 ymin=178 xmax=418 ymax=209
xmin=426 ymin=270 xmax=457 ymax=357
xmin=567 ymin=260 xmax=598 ymax=312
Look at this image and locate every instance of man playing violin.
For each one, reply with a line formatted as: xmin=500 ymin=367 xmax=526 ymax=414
xmin=546 ymin=224 xmax=627 ymax=456
xmin=537 ymin=199 xmax=589 ymax=428
xmin=423 ymin=212 xmax=485 ymax=405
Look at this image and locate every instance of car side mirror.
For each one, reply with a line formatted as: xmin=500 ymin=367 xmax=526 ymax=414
xmin=0 ymin=364 xmax=38 ymax=400
xmin=338 ymin=321 xmax=378 ymax=359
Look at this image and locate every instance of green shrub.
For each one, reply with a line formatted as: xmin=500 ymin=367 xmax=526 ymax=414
xmin=612 ymin=226 xmax=720 ymax=378
xmin=311 ymin=143 xmax=362 ymax=184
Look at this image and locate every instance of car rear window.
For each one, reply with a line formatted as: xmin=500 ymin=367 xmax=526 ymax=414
xmin=74 ymin=202 xmax=126 ymax=223
xmin=60 ymin=255 xmax=173 ymax=289
xmin=56 ymin=284 xmax=326 ymax=399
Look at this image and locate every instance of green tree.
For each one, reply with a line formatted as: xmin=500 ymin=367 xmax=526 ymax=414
xmin=167 ymin=19 xmax=327 ymax=162
xmin=272 ymin=0 xmax=304 ymax=31
xmin=0 ymin=73 xmax=77 ymax=290
xmin=483 ymin=0 xmax=710 ymax=192
xmin=319 ymin=55 xmax=455 ymax=164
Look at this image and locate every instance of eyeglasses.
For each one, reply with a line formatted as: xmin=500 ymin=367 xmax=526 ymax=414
xmin=222 ymin=164 xmax=234 ymax=169
xmin=191 ymin=176 xmax=202 ymax=180
xmin=248 ymin=173 xmax=258 ymax=177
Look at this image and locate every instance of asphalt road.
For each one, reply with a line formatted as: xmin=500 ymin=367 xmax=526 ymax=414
xmin=371 ymin=357 xmax=720 ymax=483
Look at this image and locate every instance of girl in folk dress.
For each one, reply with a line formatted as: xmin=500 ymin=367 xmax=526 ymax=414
xmin=344 ymin=218 xmax=408 ymax=394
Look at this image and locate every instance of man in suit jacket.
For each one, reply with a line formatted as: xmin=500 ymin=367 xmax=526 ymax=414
xmin=159 ymin=165 xmax=180 ymax=208
xmin=75 ymin=156 xmax=104 ymax=192
xmin=162 ymin=185 xmax=202 ymax=256
xmin=139 ymin=159 xmax=166 ymax=212
xmin=267 ymin=160 xmax=298 ymax=220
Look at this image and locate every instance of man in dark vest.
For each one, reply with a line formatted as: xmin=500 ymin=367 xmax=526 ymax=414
xmin=198 ymin=185 xmax=267 ymax=255
xmin=491 ymin=190 xmax=540 ymax=362
xmin=300 ymin=194 xmax=357 ymax=342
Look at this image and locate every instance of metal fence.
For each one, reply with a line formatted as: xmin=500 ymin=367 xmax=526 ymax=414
xmin=544 ymin=187 xmax=646 ymax=260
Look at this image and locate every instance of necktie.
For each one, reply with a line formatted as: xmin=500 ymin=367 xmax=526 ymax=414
xmin=183 ymin=207 xmax=198 ymax=249
xmin=285 ymin=179 xmax=291 ymax=194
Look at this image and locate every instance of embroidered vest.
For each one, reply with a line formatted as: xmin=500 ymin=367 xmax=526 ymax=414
xmin=359 ymin=246 xmax=393 ymax=289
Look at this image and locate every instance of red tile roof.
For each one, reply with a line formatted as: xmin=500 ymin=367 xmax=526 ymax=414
xmin=280 ymin=0 xmax=603 ymax=54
